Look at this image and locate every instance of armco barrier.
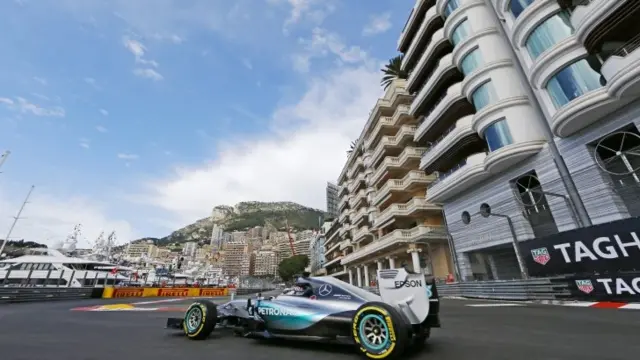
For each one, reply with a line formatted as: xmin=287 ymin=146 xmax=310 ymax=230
xmin=0 ymin=287 xmax=104 ymax=303
xmin=436 ymin=278 xmax=572 ymax=301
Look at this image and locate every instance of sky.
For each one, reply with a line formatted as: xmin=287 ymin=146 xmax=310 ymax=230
xmin=0 ymin=0 xmax=412 ymax=248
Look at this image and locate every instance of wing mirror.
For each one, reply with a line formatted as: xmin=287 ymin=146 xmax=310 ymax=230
xmin=268 ymin=296 xmax=275 ymax=300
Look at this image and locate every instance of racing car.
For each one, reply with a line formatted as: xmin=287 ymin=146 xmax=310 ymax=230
xmin=166 ymin=267 xmax=440 ymax=359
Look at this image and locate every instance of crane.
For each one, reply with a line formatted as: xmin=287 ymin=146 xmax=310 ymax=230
xmin=285 ymin=218 xmax=296 ymax=256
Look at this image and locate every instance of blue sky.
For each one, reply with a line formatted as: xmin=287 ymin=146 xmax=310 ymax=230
xmin=0 ymin=0 xmax=412 ymax=247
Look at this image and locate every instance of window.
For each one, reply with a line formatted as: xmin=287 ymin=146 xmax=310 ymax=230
xmin=443 ymin=0 xmax=460 ymax=18
xmin=525 ymin=11 xmax=574 ymax=60
xmin=471 ymin=81 xmax=498 ymax=111
xmin=545 ymin=59 xmax=602 ymax=109
xmin=460 ymin=48 xmax=483 ymax=76
xmin=451 ymin=20 xmax=471 ymax=46
xmin=509 ymin=0 xmax=535 ymax=19
xmin=483 ymin=119 xmax=514 ymax=152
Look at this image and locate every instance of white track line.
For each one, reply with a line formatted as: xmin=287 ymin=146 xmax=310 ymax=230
xmin=466 ymin=303 xmax=524 ymax=307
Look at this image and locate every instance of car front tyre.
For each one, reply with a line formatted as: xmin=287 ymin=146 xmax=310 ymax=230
xmin=183 ymin=300 xmax=217 ymax=340
xmin=351 ymin=302 xmax=409 ymax=359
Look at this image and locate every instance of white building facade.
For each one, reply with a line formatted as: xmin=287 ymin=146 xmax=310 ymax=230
xmin=397 ymin=0 xmax=640 ymax=280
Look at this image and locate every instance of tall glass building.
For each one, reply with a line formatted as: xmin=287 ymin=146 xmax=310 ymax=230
xmin=397 ymin=0 xmax=640 ymax=280
xmin=326 ymin=182 xmax=340 ymax=218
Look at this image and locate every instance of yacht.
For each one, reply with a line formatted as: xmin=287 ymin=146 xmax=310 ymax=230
xmin=0 ymin=248 xmax=130 ymax=287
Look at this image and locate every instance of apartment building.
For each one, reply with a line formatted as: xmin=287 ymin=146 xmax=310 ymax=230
xmin=321 ymin=219 xmax=347 ymax=278
xmin=396 ymin=0 xmax=640 ymax=280
xmin=182 ymin=242 xmax=197 ymax=257
xmin=335 ymin=78 xmax=454 ymax=287
xmin=326 ymin=182 xmax=340 ymax=218
xmin=253 ymin=250 xmax=278 ymax=277
xmin=222 ymin=240 xmax=252 ymax=276
xmin=125 ymin=242 xmax=157 ymax=258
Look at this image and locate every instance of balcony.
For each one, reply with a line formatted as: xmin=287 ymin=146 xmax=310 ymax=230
xmin=414 ymin=82 xmax=474 ymax=143
xmin=352 ymin=225 xmax=373 ymax=243
xmin=398 ymin=0 xmax=434 ymax=53
xmin=601 ymin=35 xmax=640 ymax=99
xmin=410 ymin=53 xmax=463 ymax=118
xmin=349 ymin=189 xmax=367 ymax=207
xmin=339 ymin=239 xmax=352 ymax=251
xmin=340 ymin=225 xmax=446 ymax=265
xmin=402 ymin=5 xmax=445 ymax=72
xmin=420 ymin=115 xmax=485 ymax=173
xmin=427 ymin=152 xmax=489 ymax=203
xmin=347 ymin=157 xmax=364 ymax=178
xmin=568 ymin=0 xmax=638 ymax=52
xmin=338 ymin=209 xmax=349 ymax=224
xmin=339 ymin=224 xmax=350 ymax=237
xmin=352 ymin=207 xmax=369 ymax=226
xmin=373 ymin=170 xmax=436 ymax=205
xmin=484 ymin=141 xmax=547 ymax=174
xmin=407 ymin=28 xmax=451 ymax=94
xmin=338 ymin=195 xmax=349 ymax=212
xmin=370 ymin=147 xmax=428 ymax=186
xmin=366 ymin=105 xmax=414 ymax=149
xmin=324 ymin=240 xmax=341 ymax=257
xmin=348 ymin=173 xmax=366 ymax=193
xmin=369 ymin=125 xmax=418 ymax=167
xmin=338 ymin=184 xmax=349 ymax=196
xmin=323 ymin=256 xmax=344 ymax=268
xmin=374 ymin=197 xmax=441 ymax=228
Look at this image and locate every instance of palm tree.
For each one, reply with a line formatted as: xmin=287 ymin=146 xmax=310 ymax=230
xmin=346 ymin=140 xmax=357 ymax=156
xmin=380 ymin=55 xmax=408 ymax=90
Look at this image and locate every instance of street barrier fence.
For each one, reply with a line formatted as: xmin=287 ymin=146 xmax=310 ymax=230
xmin=0 ymin=287 xmax=101 ymax=303
xmin=0 ymin=286 xmax=274 ymax=303
xmin=435 ymin=278 xmax=572 ymax=301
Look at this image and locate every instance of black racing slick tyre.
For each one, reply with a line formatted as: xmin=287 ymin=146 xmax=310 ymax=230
xmin=183 ymin=300 xmax=217 ymax=340
xmin=352 ymin=302 xmax=409 ymax=359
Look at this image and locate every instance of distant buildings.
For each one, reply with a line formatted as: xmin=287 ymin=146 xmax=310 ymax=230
xmin=326 ymin=182 xmax=340 ymax=218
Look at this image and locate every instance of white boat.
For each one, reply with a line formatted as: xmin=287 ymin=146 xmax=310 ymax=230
xmin=0 ymin=248 xmax=130 ymax=287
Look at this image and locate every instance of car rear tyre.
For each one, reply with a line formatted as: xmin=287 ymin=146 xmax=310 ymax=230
xmin=352 ymin=302 xmax=409 ymax=359
xmin=183 ymin=300 xmax=217 ymax=340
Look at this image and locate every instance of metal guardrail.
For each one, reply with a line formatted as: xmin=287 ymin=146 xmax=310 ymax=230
xmin=435 ymin=278 xmax=572 ymax=301
xmin=0 ymin=287 xmax=97 ymax=303
xmin=364 ymin=278 xmax=571 ymax=301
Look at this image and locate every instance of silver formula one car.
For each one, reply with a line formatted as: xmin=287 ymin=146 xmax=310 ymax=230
xmin=166 ymin=268 xmax=440 ymax=359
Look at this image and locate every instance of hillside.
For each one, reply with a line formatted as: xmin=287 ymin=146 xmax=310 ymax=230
xmin=143 ymin=201 xmax=327 ymax=246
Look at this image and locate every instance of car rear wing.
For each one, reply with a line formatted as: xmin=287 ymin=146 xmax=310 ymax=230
xmin=376 ymin=267 xmax=431 ymax=325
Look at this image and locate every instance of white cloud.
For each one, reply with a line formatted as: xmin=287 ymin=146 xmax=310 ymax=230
xmin=99 ymin=108 xmax=109 ymax=116
xmin=267 ymin=0 xmax=336 ymax=33
xmin=140 ymin=61 xmax=383 ymax=223
xmin=0 ymin=97 xmax=65 ymax=117
xmin=362 ymin=12 xmax=392 ymax=36
xmin=33 ymin=76 xmax=47 ymax=85
xmin=133 ymin=68 xmax=164 ymax=81
xmin=0 ymin=188 xmax=136 ymax=248
xmin=292 ymin=28 xmax=368 ymax=72
xmin=152 ymin=33 xmax=184 ymax=44
xmin=96 ymin=125 xmax=108 ymax=133
xmin=79 ymin=138 xmax=90 ymax=149
xmin=117 ymin=153 xmax=139 ymax=160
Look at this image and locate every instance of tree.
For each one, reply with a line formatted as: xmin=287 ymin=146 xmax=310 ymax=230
xmin=277 ymin=255 xmax=309 ymax=282
xmin=346 ymin=140 xmax=357 ymax=156
xmin=380 ymin=55 xmax=408 ymax=90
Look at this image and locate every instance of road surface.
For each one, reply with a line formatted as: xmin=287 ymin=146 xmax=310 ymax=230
xmin=0 ymin=297 xmax=637 ymax=360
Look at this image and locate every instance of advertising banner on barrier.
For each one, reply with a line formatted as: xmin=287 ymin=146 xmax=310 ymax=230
xmin=566 ymin=273 xmax=640 ymax=302
xmin=103 ymin=287 xmax=230 ymax=299
xmin=112 ymin=288 xmax=144 ymax=298
xmin=519 ymin=217 xmax=640 ymax=277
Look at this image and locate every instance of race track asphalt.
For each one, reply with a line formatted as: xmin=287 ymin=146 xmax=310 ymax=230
xmin=0 ymin=297 xmax=638 ymax=360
